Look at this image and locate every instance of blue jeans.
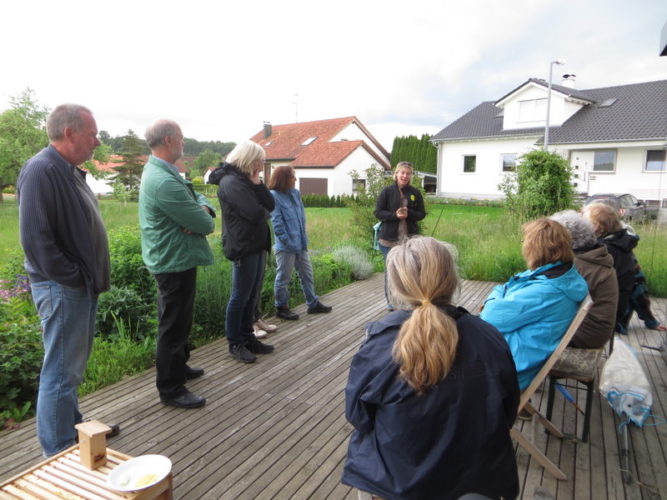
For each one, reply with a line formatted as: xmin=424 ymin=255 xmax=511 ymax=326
xmin=30 ymin=281 xmax=98 ymax=457
xmin=274 ymin=250 xmax=318 ymax=308
xmin=226 ymin=252 xmax=264 ymax=347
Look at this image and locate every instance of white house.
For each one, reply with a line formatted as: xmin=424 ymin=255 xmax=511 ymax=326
xmin=431 ymin=78 xmax=667 ymax=217
xmin=249 ymin=116 xmax=391 ymax=196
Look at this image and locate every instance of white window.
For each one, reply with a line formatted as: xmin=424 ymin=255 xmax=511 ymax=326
xmin=518 ymin=98 xmax=547 ymax=122
xmin=593 ymin=150 xmax=616 ymax=172
xmin=645 ymin=150 xmax=666 ymax=172
xmin=463 ymin=155 xmax=476 ymax=173
xmin=301 ymin=137 xmax=317 ymax=146
xmin=501 ymin=153 xmax=517 ymax=172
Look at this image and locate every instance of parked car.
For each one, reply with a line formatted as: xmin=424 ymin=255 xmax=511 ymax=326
xmin=584 ymin=193 xmax=658 ymax=222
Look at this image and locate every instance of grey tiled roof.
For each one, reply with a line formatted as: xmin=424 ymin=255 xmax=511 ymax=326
xmin=432 ymin=79 xmax=667 ymax=144
xmin=495 ymin=78 xmax=595 ymax=105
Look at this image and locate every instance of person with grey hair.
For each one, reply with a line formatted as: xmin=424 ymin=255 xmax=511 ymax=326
xmin=208 ymin=140 xmax=276 ymax=363
xmin=139 ymin=119 xmax=216 ymax=408
xmin=550 ymin=210 xmax=618 ymax=348
xmin=17 ymin=104 xmax=118 ymax=456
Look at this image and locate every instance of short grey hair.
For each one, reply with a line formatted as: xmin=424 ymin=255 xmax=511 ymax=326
xmin=550 ymin=209 xmax=597 ymax=250
xmin=225 ymin=140 xmax=265 ymax=175
xmin=46 ymin=104 xmax=92 ymax=141
xmin=145 ymin=119 xmax=180 ymax=149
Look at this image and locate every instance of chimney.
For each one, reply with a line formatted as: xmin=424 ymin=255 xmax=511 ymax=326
xmin=263 ymin=121 xmax=272 ymax=139
xmin=560 ymin=74 xmax=576 ymax=89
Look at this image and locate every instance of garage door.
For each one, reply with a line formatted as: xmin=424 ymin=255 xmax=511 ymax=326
xmin=299 ymin=178 xmax=328 ymax=195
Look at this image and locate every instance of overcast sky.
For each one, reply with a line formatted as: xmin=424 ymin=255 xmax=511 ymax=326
xmin=1 ymin=0 xmax=665 ymax=150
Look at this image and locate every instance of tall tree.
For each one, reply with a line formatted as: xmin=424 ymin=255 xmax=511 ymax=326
xmin=83 ymin=143 xmax=113 ymax=180
xmin=112 ymin=130 xmax=145 ymax=192
xmin=193 ymin=149 xmax=222 ymax=176
xmin=0 ymin=89 xmax=49 ymax=202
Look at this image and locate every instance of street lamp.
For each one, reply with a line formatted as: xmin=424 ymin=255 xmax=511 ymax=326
xmin=544 ymin=59 xmax=565 ymax=150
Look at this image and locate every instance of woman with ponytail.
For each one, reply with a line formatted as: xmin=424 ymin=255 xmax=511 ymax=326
xmin=342 ymin=236 xmax=520 ymax=500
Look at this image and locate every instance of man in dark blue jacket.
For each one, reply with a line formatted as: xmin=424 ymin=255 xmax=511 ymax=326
xmin=17 ymin=104 xmax=112 ymax=456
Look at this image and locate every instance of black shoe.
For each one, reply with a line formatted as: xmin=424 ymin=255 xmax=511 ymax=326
xmin=160 ymin=390 xmax=206 ymax=409
xmin=307 ymin=301 xmax=332 ymax=314
xmin=185 ymin=365 xmax=204 ymax=380
xmin=246 ymin=338 xmax=274 ymax=354
xmin=276 ymin=307 xmax=299 ymax=320
xmin=107 ymin=423 xmax=121 ymax=438
xmin=229 ymin=343 xmax=257 ymax=363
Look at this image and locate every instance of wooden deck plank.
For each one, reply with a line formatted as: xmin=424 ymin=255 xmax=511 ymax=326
xmin=2 ymin=276 xmax=666 ymax=500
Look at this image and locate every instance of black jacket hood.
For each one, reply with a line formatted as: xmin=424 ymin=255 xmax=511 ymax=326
xmin=208 ymin=161 xmax=239 ymax=186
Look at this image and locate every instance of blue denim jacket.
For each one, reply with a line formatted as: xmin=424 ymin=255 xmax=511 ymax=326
xmin=270 ymin=188 xmax=308 ymax=253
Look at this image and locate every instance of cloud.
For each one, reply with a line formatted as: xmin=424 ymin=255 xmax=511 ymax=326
xmin=1 ymin=0 xmax=665 ymax=151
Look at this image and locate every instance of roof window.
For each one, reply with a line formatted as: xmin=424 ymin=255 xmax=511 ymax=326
xmin=598 ymin=98 xmax=617 ymax=108
xmin=301 ymin=137 xmax=317 ymax=146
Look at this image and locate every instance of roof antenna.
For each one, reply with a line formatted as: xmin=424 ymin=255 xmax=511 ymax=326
xmin=293 ymin=92 xmax=299 ymax=123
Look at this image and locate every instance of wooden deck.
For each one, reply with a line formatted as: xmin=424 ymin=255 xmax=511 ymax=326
xmin=1 ymin=273 xmax=666 ymax=499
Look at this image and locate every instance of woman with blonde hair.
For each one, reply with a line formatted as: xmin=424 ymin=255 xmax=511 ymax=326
xmin=208 ymin=140 xmax=275 ymax=363
xmin=481 ymin=218 xmax=588 ymax=390
xmin=374 ymin=161 xmax=426 ymax=310
xmin=343 ymin=236 xmax=520 ymax=500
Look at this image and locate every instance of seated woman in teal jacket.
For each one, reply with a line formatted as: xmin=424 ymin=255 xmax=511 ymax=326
xmin=480 ymin=218 xmax=588 ymax=390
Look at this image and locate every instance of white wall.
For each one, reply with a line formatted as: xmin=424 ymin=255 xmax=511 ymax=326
xmin=289 ymin=147 xmax=381 ymax=196
xmin=436 ymin=137 xmax=540 ymax=199
xmin=86 ymin=175 xmax=113 ymax=195
xmin=569 ymin=141 xmax=667 ymax=218
xmin=501 ymin=83 xmax=582 ymax=130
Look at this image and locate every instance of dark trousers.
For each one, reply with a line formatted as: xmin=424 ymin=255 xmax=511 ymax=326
xmin=154 ymin=267 xmax=197 ymax=398
xmin=226 ymin=252 xmax=264 ymax=347
xmin=252 ymin=251 xmax=268 ymax=322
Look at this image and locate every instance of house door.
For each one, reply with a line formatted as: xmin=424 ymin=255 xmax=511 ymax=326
xmin=299 ymin=178 xmax=328 ymax=195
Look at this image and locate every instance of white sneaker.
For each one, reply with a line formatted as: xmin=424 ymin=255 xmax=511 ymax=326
xmin=253 ymin=326 xmax=268 ymax=339
xmin=254 ymin=319 xmax=277 ymax=333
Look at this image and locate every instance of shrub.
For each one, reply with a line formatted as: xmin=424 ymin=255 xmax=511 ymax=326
xmin=498 ymin=149 xmax=575 ymax=220
xmin=332 ymin=246 xmax=374 ymax=280
xmin=80 ymin=328 xmax=156 ymax=396
xmin=301 ymin=194 xmax=351 ymax=207
xmin=107 ymin=226 xmax=155 ymax=304
xmin=192 ymin=241 xmax=233 ymax=344
xmin=96 ymin=286 xmax=154 ymax=341
xmin=0 ymin=297 xmax=42 ymax=429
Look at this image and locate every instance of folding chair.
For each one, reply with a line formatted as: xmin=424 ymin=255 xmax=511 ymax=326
xmin=509 ymin=295 xmax=593 ymax=481
xmin=545 ymin=345 xmax=605 ymax=442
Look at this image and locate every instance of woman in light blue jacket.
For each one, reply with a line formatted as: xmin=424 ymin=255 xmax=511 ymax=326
xmin=480 ymin=218 xmax=588 ymax=390
xmin=269 ymin=166 xmax=332 ymax=320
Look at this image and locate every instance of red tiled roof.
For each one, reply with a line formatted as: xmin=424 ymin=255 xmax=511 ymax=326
xmin=249 ymin=116 xmax=390 ymax=169
xmin=87 ymin=154 xmax=194 ymax=174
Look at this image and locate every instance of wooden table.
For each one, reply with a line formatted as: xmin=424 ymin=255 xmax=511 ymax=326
xmin=0 ymin=446 xmax=172 ymax=500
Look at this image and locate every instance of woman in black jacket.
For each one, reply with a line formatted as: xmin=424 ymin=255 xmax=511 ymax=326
xmin=343 ymin=236 xmax=519 ymax=500
xmin=208 ymin=141 xmax=275 ymax=363
xmin=374 ymin=161 xmax=425 ymax=309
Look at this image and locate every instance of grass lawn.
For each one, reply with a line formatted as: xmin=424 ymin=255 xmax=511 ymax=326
xmin=1 ymin=198 xmax=666 ymax=296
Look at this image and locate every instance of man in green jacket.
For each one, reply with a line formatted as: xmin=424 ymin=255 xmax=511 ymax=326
xmin=139 ymin=119 xmax=215 ymax=409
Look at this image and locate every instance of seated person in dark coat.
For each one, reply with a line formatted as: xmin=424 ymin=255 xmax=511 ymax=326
xmin=342 ymin=236 xmax=520 ymax=500
xmin=583 ymin=202 xmax=666 ymax=333
xmin=550 ymin=210 xmax=618 ymax=348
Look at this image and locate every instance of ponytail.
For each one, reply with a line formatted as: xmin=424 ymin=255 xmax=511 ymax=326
xmin=387 ymin=237 xmax=460 ymax=394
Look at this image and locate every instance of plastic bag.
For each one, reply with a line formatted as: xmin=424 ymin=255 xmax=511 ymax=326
xmin=599 ymin=338 xmax=652 ymax=426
